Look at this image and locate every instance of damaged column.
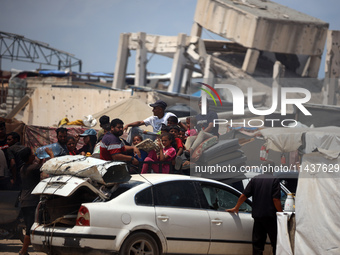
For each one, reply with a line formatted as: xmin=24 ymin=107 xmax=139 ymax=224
xmin=203 ymin=55 xmax=215 ymax=86
xmin=168 ymin=33 xmax=187 ymax=93
xmin=323 ymin=30 xmax=340 ymax=105
xmin=135 ymin=32 xmax=147 ymax=87
xmin=112 ymin=33 xmax=130 ymax=89
xmin=242 ymin=48 xmax=260 ymax=74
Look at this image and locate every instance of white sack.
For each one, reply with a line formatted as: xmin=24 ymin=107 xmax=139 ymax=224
xmin=276 ymin=212 xmax=293 ymax=255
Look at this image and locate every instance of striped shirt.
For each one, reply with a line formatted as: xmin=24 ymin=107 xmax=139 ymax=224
xmin=100 ymin=132 xmax=126 ymax=161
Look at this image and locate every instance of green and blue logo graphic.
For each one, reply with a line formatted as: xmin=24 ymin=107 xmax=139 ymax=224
xmin=199 ymin=82 xmax=222 ymax=115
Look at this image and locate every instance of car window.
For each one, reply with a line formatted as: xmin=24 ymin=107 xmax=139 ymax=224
xmin=154 ymin=181 xmax=201 ymax=209
xmin=199 ymin=182 xmax=252 ymax=212
xmin=135 ymin=187 xmax=153 ymax=206
xmin=110 ymin=180 xmax=144 ymax=199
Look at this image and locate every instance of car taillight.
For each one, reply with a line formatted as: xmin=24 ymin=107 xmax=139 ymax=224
xmin=76 ymin=206 xmax=90 ymax=226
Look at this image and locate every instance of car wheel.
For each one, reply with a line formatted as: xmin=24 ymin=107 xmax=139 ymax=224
xmin=119 ymin=232 xmax=160 ymax=255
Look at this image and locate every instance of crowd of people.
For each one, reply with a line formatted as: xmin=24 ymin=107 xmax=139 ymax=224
xmin=1 ymin=97 xmax=222 ymax=191
xmin=1 ymin=97 xmax=221 ymax=193
xmin=0 ymin=98 xmax=219 ymax=254
xmin=1 ymin=97 xmax=284 ymax=255
xmin=99 ymin=99 xmax=220 ymax=174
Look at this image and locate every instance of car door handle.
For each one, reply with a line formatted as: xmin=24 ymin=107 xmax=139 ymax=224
xmin=157 ymin=215 xmax=169 ymax=222
xmin=211 ymin=219 xmax=223 ymax=225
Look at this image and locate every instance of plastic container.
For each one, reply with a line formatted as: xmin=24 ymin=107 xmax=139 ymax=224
xmin=284 ymin=193 xmax=295 ymax=212
xmin=35 ymin=143 xmax=62 ymax=159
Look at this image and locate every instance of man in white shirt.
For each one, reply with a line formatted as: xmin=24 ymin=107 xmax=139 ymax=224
xmin=124 ymin=100 xmax=176 ymax=133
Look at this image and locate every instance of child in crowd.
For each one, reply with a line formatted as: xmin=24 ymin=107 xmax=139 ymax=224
xmin=92 ymin=123 xmax=111 ymax=158
xmin=185 ymin=116 xmax=198 ymax=137
xmin=141 ymin=133 xmax=177 ymax=174
xmin=66 ymin=136 xmax=77 ymax=155
xmin=132 ymin=135 xmax=148 ymax=162
xmin=160 ymin=124 xmax=170 ymax=135
xmin=179 ymin=127 xmax=186 ymax=145
xmin=169 ymin=125 xmax=184 ymax=157
xmin=44 ymin=136 xmax=77 ymax=158
xmin=167 ymin=116 xmax=178 ymax=126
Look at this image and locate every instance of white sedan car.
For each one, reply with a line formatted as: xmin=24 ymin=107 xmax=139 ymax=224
xmin=31 ymin=174 xmax=272 ymax=255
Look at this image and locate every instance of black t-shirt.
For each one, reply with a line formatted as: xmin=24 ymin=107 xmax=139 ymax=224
xmin=0 ymin=138 xmax=11 ymax=167
xmin=8 ymin=142 xmax=26 ymax=170
xmin=7 ymin=142 xmax=26 ymax=185
xmin=196 ymin=111 xmax=219 ymax=136
xmin=20 ymin=163 xmax=41 ymax=207
xmin=243 ymin=174 xmax=281 ymax=219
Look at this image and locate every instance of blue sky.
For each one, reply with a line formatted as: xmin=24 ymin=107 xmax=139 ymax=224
xmin=1 ymin=0 xmax=339 ymax=78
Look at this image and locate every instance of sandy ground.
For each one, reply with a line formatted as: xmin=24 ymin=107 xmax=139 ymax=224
xmin=0 ymin=238 xmax=46 ymax=255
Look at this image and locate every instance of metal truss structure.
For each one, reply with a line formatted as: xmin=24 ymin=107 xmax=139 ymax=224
xmin=0 ymin=31 xmax=82 ymax=71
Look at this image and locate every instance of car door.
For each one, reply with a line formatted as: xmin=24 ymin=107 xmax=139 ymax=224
xmin=154 ymin=180 xmax=210 ymax=254
xmin=197 ymin=181 xmax=254 ymax=255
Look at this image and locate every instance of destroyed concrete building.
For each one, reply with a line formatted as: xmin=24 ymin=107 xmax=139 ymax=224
xmin=1 ymin=0 xmax=339 ymax=127
xmin=112 ymin=0 xmax=332 ymax=105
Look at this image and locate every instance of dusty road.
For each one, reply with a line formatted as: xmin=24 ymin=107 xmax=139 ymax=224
xmin=0 ymin=238 xmax=46 ymax=255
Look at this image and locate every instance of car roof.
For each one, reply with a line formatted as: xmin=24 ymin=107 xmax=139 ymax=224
xmin=130 ymin=173 xmax=233 ymax=186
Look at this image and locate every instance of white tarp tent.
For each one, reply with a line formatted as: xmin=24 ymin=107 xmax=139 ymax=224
xmin=260 ymin=126 xmax=340 ymax=158
xmin=295 ymin=153 xmax=340 ymax=255
xmin=92 ymin=96 xmax=154 ymax=126
xmin=259 ymin=127 xmax=340 ymax=255
xmin=91 ymin=92 xmax=194 ymax=127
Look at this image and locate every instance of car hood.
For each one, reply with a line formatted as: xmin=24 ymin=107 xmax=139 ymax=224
xmin=32 ymin=175 xmax=108 ymax=199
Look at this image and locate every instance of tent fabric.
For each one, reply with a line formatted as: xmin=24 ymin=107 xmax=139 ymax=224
xmin=260 ymin=127 xmax=340 ymax=157
xmin=24 ymin=125 xmax=88 ymax=153
xmin=92 ymin=92 xmax=197 ymax=126
xmin=38 ymin=70 xmax=69 ymax=76
xmin=1 ymin=118 xmax=26 ymax=143
xmin=294 ymin=152 xmax=340 ymax=255
xmin=1 ymin=118 xmax=88 ymax=153
xmin=92 ymin=96 xmax=154 ymax=127
xmin=260 ymin=128 xmax=306 ymax=152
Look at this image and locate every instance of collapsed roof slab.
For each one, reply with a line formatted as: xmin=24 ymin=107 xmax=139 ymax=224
xmin=128 ymin=33 xmax=193 ymax=58
xmin=193 ymin=0 xmax=329 ymax=77
xmin=113 ymin=32 xmax=200 ymax=91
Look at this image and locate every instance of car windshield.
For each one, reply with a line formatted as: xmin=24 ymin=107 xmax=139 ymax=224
xmin=110 ymin=180 xmax=144 ymax=199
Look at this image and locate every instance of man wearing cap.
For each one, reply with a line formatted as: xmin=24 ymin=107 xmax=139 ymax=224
xmin=75 ymin=129 xmax=97 ymax=156
xmin=123 ymin=100 xmax=177 ymax=134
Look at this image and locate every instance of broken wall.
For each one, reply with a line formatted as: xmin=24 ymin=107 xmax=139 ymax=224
xmin=20 ymin=87 xmax=131 ymax=126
